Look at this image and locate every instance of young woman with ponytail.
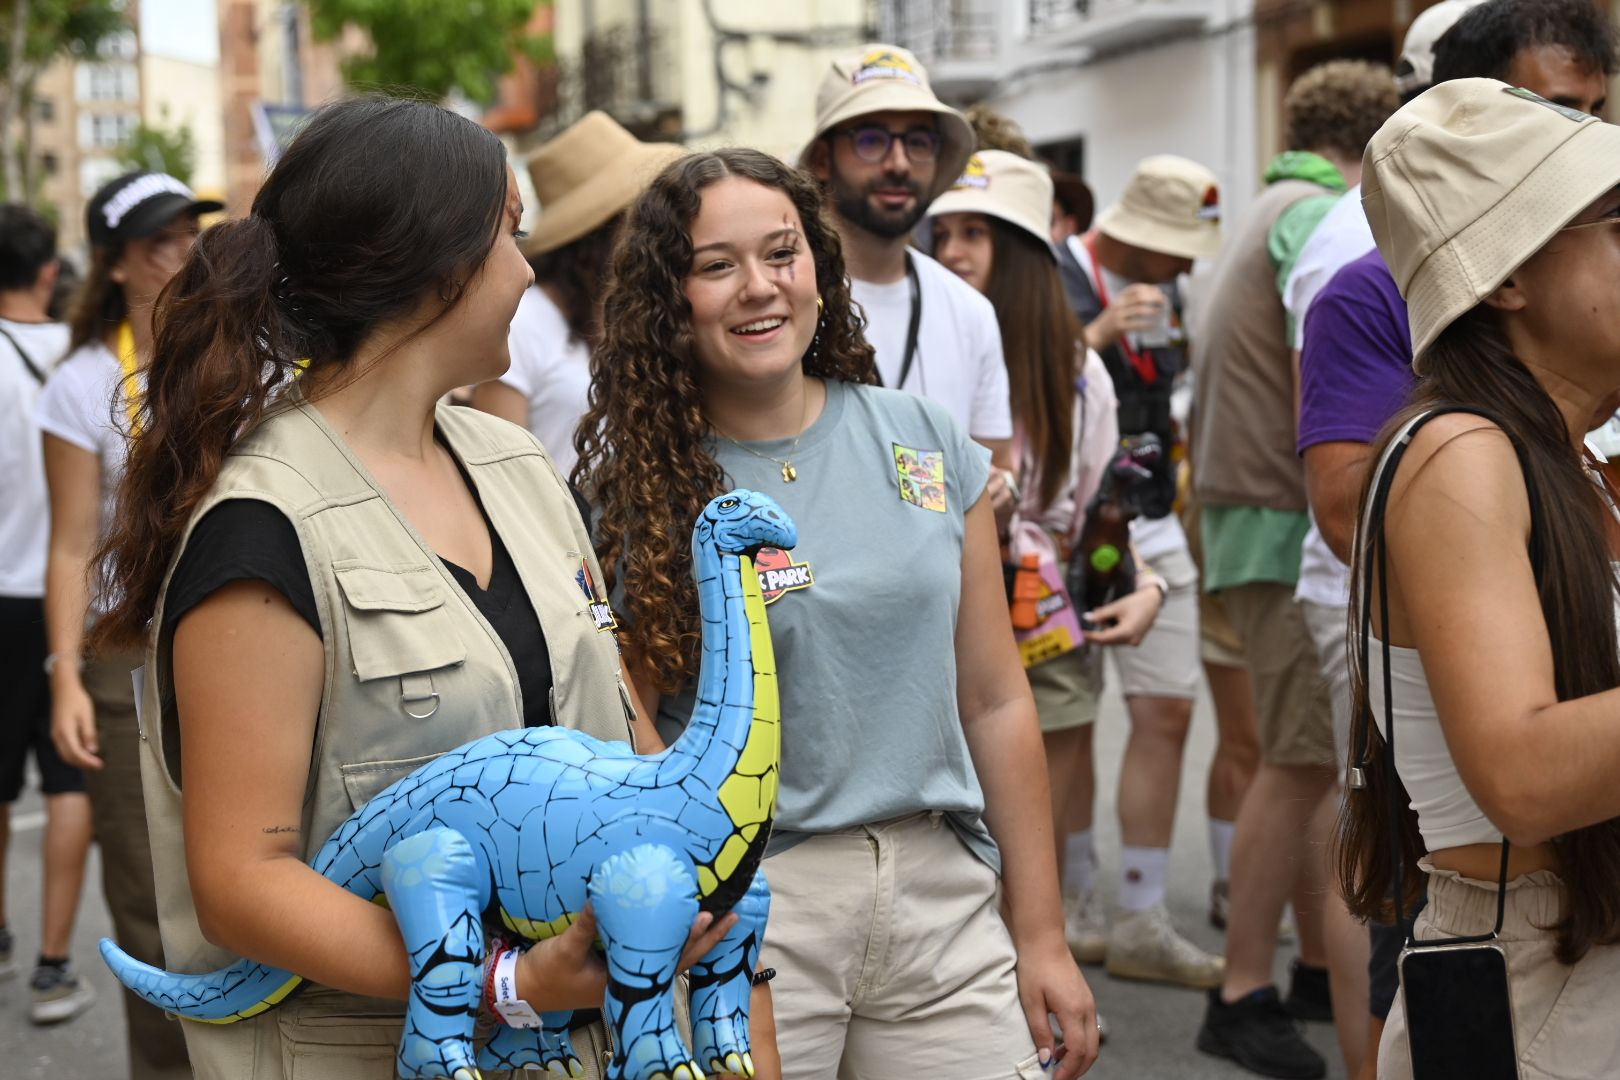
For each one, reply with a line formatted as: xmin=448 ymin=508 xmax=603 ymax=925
xmin=1338 ymin=80 xmax=1620 ymax=1077
xmin=89 ymin=97 xmax=730 ymax=1079
xmin=35 ymin=169 xmax=217 ymax=1077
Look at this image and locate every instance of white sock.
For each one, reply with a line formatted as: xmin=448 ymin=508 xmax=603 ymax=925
xmin=1118 ymin=846 xmax=1170 ymax=912
xmin=1208 ymin=818 xmax=1236 ymax=883
xmin=1062 ymin=829 xmax=1096 ymax=896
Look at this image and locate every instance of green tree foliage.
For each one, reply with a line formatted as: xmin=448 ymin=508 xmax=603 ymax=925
xmin=303 ymin=0 xmax=555 ymax=103
xmin=118 ymin=111 xmax=196 ymax=183
xmin=0 ymin=0 xmax=127 ymax=203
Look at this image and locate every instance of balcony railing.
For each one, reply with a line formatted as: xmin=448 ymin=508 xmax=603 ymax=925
xmin=1028 ymin=0 xmax=1211 ymax=51
xmin=879 ymin=0 xmax=1002 ymax=66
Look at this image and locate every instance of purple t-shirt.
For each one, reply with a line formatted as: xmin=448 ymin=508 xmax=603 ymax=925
xmin=1298 ymin=249 xmax=1415 ymax=453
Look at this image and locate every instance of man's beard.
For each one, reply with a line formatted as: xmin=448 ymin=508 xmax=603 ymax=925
xmin=829 ymin=169 xmax=927 ymax=240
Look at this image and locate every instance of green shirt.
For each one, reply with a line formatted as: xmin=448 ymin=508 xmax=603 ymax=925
xmin=1201 ymin=504 xmax=1312 ymax=591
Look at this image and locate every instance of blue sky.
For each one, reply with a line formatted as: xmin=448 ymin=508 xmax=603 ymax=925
xmin=142 ymin=0 xmax=220 ymax=66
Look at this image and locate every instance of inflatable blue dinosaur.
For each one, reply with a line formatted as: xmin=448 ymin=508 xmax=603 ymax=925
xmin=100 ymin=490 xmax=796 ymax=1080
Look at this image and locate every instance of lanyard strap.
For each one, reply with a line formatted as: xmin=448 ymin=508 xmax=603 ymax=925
xmin=0 ymin=323 xmax=47 ymax=384
xmin=117 ymin=321 xmax=144 ymax=437
xmin=877 ymin=252 xmax=923 ymax=391
xmin=1084 ymin=235 xmax=1160 ymax=388
xmin=1357 ymin=406 xmax=1524 ymax=944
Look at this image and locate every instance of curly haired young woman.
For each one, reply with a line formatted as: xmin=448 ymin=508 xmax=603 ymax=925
xmin=576 ymin=147 xmax=1099 ymax=1080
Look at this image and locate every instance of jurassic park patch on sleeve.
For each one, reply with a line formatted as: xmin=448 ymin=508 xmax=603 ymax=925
xmin=754 ymin=547 xmax=814 ymax=604
xmin=893 ymin=443 xmax=947 ymax=512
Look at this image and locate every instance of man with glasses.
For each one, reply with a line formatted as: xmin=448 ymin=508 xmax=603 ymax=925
xmin=800 ymin=45 xmax=1013 ymax=470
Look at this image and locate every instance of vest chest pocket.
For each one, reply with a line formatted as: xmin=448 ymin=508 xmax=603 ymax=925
xmin=333 ymin=563 xmax=467 ymax=685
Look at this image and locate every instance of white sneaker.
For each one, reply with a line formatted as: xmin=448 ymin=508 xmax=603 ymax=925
xmin=1064 ymin=890 xmax=1108 ymax=965
xmin=29 ymin=963 xmax=96 ymax=1024
xmin=1106 ymin=904 xmax=1225 ymax=989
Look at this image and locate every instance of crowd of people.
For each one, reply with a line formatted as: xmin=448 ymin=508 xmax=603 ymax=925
xmin=2 ymin=0 xmax=1619 ymax=1078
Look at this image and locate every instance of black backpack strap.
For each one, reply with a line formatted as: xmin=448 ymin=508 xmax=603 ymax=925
xmin=0 ymin=323 xmax=47 ymax=385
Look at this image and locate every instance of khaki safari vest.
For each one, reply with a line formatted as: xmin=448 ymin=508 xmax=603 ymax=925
xmin=136 ymin=394 xmax=635 ymax=1080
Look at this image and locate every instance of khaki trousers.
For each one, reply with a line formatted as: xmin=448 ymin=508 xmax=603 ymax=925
xmin=761 ymin=813 xmax=1045 ymax=1080
xmin=1380 ymin=863 xmax=1620 ymax=1079
xmin=81 ymin=649 xmax=192 ymax=1080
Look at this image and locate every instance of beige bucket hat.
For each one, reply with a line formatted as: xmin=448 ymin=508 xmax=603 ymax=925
xmin=523 ymin=111 xmax=686 ymax=257
xmin=926 ymin=150 xmax=1056 ymax=256
xmin=797 ymin=44 xmax=975 ymax=204
xmin=1363 ymin=78 xmax=1620 ymax=367
xmin=1094 ymin=155 xmax=1222 ymax=261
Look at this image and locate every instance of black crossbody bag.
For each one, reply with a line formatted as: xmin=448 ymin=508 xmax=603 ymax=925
xmin=0 ymin=323 xmax=48 ymax=385
xmin=1354 ymin=406 xmax=1525 ymax=1080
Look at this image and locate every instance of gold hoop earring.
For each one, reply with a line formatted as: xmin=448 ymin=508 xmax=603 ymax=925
xmin=816 ymin=294 xmax=825 ymax=313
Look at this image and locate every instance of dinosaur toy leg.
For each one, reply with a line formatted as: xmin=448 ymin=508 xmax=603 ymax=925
xmin=589 ymin=843 xmax=704 ymax=1080
xmin=688 ymin=871 xmax=770 ymax=1079
xmin=382 ymin=827 xmax=487 ymax=1080
xmin=478 ymin=1010 xmax=586 ymax=1078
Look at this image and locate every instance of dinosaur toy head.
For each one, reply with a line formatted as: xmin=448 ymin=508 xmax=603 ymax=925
xmin=696 ymin=490 xmax=797 ymax=558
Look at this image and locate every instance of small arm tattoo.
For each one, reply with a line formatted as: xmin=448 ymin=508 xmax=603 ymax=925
xmin=262 ymin=825 xmax=300 ymax=835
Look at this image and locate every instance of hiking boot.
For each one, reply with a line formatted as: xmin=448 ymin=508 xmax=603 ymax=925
xmin=1284 ymin=959 xmax=1333 ymax=1022
xmin=0 ymin=926 xmax=14 ymax=979
xmin=1210 ymin=880 xmax=1297 ymax=943
xmin=1197 ymin=986 xmax=1326 ymax=1079
xmin=1106 ymin=904 xmax=1224 ymax=989
xmin=30 ymin=962 xmax=96 ymax=1024
xmin=1064 ymin=889 xmax=1108 ymax=965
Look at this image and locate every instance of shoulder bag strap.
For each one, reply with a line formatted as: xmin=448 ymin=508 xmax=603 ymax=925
xmin=0 ymin=323 xmax=48 ymax=385
xmin=1356 ymin=406 xmax=1539 ymax=944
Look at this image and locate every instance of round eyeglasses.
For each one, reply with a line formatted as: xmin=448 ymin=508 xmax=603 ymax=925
xmin=836 ymin=125 xmax=942 ymax=165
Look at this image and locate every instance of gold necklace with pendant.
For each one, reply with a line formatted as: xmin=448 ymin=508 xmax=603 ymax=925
xmin=712 ymin=388 xmax=809 ymax=483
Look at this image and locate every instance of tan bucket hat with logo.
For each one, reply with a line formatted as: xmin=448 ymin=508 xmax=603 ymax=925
xmin=523 ymin=111 xmax=686 ymax=257
xmin=926 ymin=150 xmax=1056 ymax=256
xmin=1363 ymin=78 xmax=1620 ymax=368
xmin=1094 ymin=155 xmax=1222 ymax=261
xmin=797 ymin=44 xmax=975 ymax=204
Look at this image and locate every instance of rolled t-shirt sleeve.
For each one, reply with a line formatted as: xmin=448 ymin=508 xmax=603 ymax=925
xmin=1298 ymin=254 xmax=1416 ymax=454
xmin=35 ymin=352 xmax=117 ymax=456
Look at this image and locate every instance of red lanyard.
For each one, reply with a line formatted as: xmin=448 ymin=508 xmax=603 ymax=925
xmin=1084 ymin=234 xmax=1159 ymax=387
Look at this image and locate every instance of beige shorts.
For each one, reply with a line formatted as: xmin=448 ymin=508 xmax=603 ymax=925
xmin=1217 ymin=583 xmax=1335 ymax=768
xmin=760 ymin=814 xmax=1045 ymax=1080
xmin=1298 ymin=598 xmax=1351 ymax=773
xmin=1379 ymin=864 xmax=1620 ymax=1080
xmin=1182 ymin=499 xmax=1247 ymax=667
xmin=1030 ymin=643 xmax=1103 ymax=732
xmin=1109 ymin=542 xmax=1201 ymax=700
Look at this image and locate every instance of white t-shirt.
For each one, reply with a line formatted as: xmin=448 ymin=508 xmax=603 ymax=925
xmin=850 ymin=249 xmax=1013 ymax=442
xmin=35 ymin=342 xmax=133 ymax=554
xmin=498 ymin=285 xmax=593 ymax=478
xmin=0 ymin=319 xmax=70 ymax=597
xmin=1283 ymin=185 xmax=1375 ymax=609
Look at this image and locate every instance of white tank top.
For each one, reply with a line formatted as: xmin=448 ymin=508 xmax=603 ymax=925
xmin=1363 ymin=412 xmax=1620 ymax=852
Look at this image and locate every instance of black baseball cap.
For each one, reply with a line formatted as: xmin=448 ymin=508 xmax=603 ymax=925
xmin=85 ymin=171 xmax=224 ymax=249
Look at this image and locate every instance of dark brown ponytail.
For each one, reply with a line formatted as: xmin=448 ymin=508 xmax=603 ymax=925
xmin=1337 ymin=304 xmax=1620 ymax=964
xmin=91 ymin=95 xmax=509 ymax=650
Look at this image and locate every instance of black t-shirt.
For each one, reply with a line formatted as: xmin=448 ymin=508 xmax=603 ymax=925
xmin=163 ymin=498 xmax=556 ymax=728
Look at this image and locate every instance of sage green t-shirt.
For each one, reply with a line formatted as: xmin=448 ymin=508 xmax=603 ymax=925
xmin=643 ymin=380 xmax=999 ymax=870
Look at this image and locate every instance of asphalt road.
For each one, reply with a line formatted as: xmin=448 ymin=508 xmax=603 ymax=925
xmin=0 ymin=678 xmax=1346 ymax=1079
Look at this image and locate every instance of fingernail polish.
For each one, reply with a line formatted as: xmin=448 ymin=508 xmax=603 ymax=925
xmin=1038 ymin=1047 xmax=1052 ymax=1067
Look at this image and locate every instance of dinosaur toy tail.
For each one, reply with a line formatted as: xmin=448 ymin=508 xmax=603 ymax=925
xmin=99 ymin=937 xmax=304 ymax=1023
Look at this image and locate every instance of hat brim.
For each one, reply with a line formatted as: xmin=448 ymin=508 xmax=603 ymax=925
xmin=1094 ymin=201 xmax=1221 ymax=261
xmin=1051 ymin=172 xmax=1095 ymax=232
xmin=523 ymin=141 xmax=687 ymax=257
xmin=118 ymin=193 xmax=225 ymax=242
xmin=1405 ymin=117 xmax=1620 ymax=368
xmin=926 ymin=189 xmax=1056 ymax=261
xmin=797 ymin=87 xmax=974 ymax=205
